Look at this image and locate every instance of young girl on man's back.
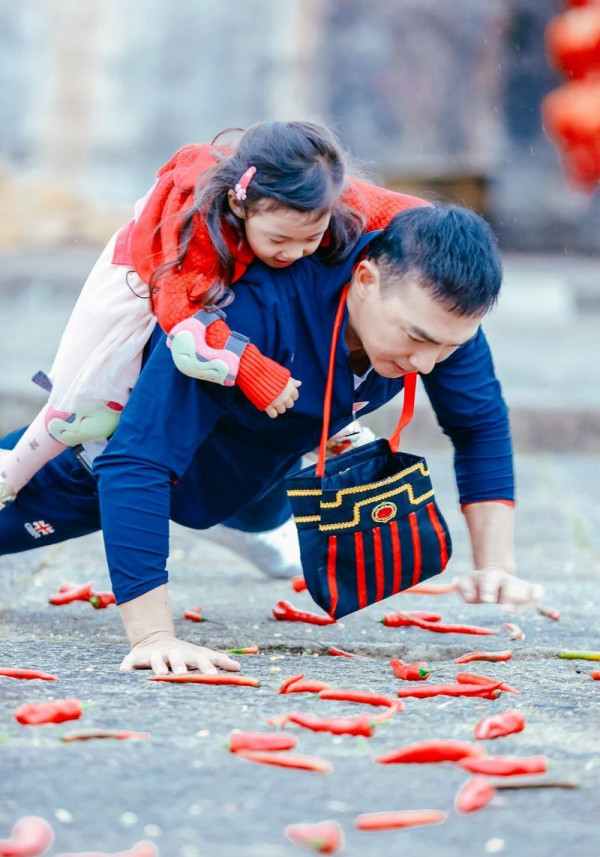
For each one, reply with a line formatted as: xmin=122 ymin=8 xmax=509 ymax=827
xmin=0 ymin=121 xmax=425 ymax=510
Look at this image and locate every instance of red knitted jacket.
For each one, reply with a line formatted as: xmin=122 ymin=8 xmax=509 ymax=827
xmin=115 ymin=143 xmax=428 ymax=410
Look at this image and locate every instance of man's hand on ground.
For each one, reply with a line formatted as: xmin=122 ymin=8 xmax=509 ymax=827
xmin=120 ymin=633 xmax=241 ymax=675
xmin=457 ymin=568 xmax=543 ymax=611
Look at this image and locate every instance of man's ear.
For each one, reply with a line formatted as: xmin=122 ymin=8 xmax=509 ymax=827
xmin=353 ymin=259 xmax=380 ymax=300
xmin=227 ymin=189 xmax=246 ymax=219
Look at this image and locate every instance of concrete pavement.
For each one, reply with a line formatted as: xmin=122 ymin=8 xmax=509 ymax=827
xmin=1 ymin=247 xmax=599 ymax=855
xmin=1 ymin=449 xmax=599 ymax=856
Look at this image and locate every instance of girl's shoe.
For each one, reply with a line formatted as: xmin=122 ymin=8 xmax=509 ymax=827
xmin=167 ymin=309 xmax=248 ymax=385
xmin=303 ymin=421 xmax=378 ymax=464
xmin=327 ymin=420 xmax=376 ymax=456
xmin=45 ymin=402 xmax=123 ymax=446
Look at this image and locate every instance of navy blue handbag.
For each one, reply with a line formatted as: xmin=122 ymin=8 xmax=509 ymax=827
xmin=287 ymin=284 xmax=452 ymax=620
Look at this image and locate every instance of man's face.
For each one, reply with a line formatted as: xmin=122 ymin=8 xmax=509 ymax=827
xmin=345 ymin=260 xmax=483 ymax=377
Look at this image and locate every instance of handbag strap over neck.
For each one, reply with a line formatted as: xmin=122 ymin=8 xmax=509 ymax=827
xmin=317 ymin=282 xmax=417 ymax=478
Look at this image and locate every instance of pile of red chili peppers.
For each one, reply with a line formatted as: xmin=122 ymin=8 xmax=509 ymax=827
xmin=4 ymin=555 xmax=580 ymax=852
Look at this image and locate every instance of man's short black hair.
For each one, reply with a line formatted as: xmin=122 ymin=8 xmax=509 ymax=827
xmin=367 ymin=203 xmax=502 ymax=316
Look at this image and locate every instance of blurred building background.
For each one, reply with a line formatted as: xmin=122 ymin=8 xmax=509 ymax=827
xmin=0 ymin=0 xmax=598 ymax=452
xmin=1 ymin=0 xmax=599 ymax=251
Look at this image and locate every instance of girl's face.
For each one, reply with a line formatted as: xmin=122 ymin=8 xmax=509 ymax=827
xmin=228 ymin=193 xmax=331 ymax=268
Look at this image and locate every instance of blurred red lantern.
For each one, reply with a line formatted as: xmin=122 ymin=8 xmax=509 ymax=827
xmin=542 ymin=78 xmax=600 ymax=190
xmin=562 ymin=1 xmax=600 ymax=9
xmin=546 ymin=6 xmax=600 ymax=78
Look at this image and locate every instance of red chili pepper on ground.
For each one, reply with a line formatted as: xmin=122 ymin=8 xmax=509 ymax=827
xmin=57 ymin=841 xmax=158 ymax=857
xmin=382 ymin=611 xmax=442 ymax=624
xmin=327 ymin=647 xmax=356 ymax=658
xmin=396 ymin=682 xmax=503 ymax=700
xmin=318 ymin=688 xmax=402 ymax=711
xmin=49 ymin=581 xmax=95 ymax=605
xmin=382 ymin=613 xmax=497 ymax=635
xmin=279 ymin=674 xmax=306 ymax=694
xmin=0 ymin=815 xmax=54 ymax=857
xmin=409 ymin=618 xmax=497 ymax=635
xmin=454 ymin=776 xmax=496 ymax=814
xmin=150 ymin=674 xmax=259 ymax=687
xmin=354 ymin=809 xmax=447 ymax=831
xmin=272 ymin=711 xmax=377 ymax=737
xmin=458 ymin=756 xmax=548 ymax=776
xmin=456 ymin=672 xmax=520 ymax=695
xmin=474 ymin=709 xmax=526 ymax=740
xmin=0 ymin=667 xmax=57 ymax=681
xmin=591 ymin=670 xmax=600 ymax=680
xmin=236 ymin=750 xmax=332 ymax=774
xmin=291 ymin=576 xmax=308 ymax=593
xmin=14 ymin=698 xmax=83 ymax=726
xmin=228 ymin=645 xmax=259 ymax=655
xmin=183 ymin=605 xmax=204 ymax=623
xmin=284 ymin=679 xmax=331 ymax=694
xmin=89 ymin=592 xmax=116 ymax=609
xmin=228 ymin=732 xmax=298 ymax=753
xmin=284 ymin=820 xmax=344 ymax=854
xmin=272 ymin=600 xmax=336 ymax=625
xmin=537 ymin=607 xmax=561 ymax=621
xmin=504 ymin=622 xmax=525 ymax=640
xmin=454 ymin=650 xmax=513 ymax=664
xmin=375 ymin=739 xmax=485 ymax=765
xmin=390 ymin=659 xmax=431 ymax=681
xmin=278 ymin=674 xmax=330 ymax=694
xmin=61 ymin=729 xmax=150 ymax=742
xmin=370 ymin=704 xmax=400 ymax=724
xmin=404 ymin=582 xmax=457 ymax=595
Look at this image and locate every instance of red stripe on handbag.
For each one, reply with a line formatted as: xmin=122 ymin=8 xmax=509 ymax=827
xmin=408 ymin=511 xmax=422 ymax=588
xmin=426 ymin=502 xmax=449 ymax=569
xmin=372 ymin=527 xmax=385 ymax=601
xmin=327 ymin=535 xmax=339 ymax=616
xmin=354 ymin=530 xmax=367 ymax=609
xmin=390 ymin=519 xmax=402 ymax=593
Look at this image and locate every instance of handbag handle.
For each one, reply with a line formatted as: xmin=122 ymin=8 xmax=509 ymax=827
xmin=317 ymin=282 xmax=417 ymax=478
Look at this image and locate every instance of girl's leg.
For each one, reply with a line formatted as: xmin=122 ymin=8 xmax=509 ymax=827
xmin=1 ymin=231 xmax=154 ymax=506
xmin=0 ymin=428 xmax=100 ymax=553
xmin=0 ymin=410 xmax=67 ymax=503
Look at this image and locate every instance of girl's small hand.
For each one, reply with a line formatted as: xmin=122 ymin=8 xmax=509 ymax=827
xmin=120 ymin=632 xmax=241 ymax=676
xmin=265 ymin=378 xmax=302 ymax=418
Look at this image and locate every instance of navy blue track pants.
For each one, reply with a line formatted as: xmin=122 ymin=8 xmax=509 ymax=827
xmin=0 ymin=427 xmax=293 ymax=556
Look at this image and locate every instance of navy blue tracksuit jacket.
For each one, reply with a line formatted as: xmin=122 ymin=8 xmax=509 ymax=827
xmin=0 ymin=233 xmax=513 ymax=603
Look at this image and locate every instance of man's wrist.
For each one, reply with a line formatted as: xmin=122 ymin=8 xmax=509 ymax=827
xmin=118 ymin=584 xmax=175 ymax=648
xmin=476 ymin=562 xmax=517 ymax=577
xmin=462 ymin=501 xmax=516 ymax=576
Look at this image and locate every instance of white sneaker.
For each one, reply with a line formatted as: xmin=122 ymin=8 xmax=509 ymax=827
xmin=198 ymin=516 xmax=302 ymax=579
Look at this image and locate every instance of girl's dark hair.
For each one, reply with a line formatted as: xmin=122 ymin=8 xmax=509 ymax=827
xmin=151 ymin=121 xmax=365 ymax=308
xmin=368 ymin=203 xmax=503 ymax=317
